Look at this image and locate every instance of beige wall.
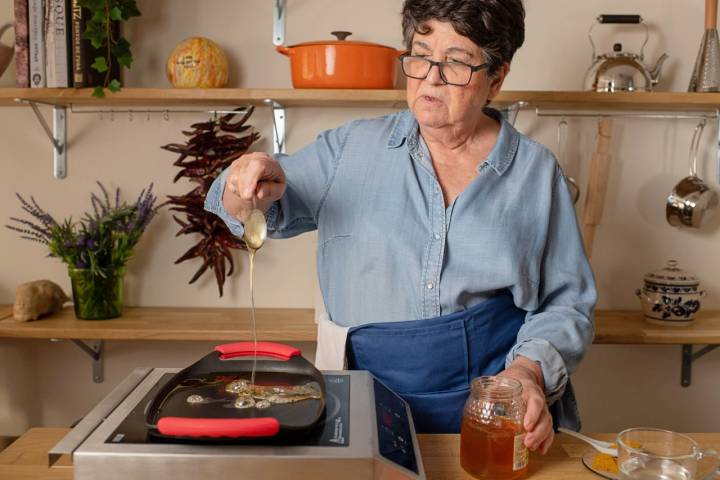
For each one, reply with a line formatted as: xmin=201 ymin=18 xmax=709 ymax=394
xmin=0 ymin=0 xmax=718 ymax=436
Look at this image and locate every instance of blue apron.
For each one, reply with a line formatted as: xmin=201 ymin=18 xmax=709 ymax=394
xmin=347 ymin=291 xmax=525 ymax=433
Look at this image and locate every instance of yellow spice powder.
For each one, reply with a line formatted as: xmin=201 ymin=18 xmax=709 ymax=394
xmin=590 ymin=441 xmax=643 ymax=474
xmin=591 ymin=453 xmax=618 ymax=474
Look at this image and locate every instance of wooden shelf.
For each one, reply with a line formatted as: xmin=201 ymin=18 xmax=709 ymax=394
xmin=594 ymin=310 xmax=720 ymax=345
xmin=0 ymin=306 xmax=315 ymax=342
xmin=0 ymin=305 xmax=718 ymax=344
xmin=4 ymin=88 xmax=720 ymax=111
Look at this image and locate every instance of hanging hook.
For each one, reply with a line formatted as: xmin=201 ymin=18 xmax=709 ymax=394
xmin=110 ymin=110 xmax=115 ymax=122
xmin=128 ymin=109 xmax=133 ymax=122
xmin=163 ymin=110 xmax=170 ymax=121
xmin=147 ymin=110 xmax=151 ymax=121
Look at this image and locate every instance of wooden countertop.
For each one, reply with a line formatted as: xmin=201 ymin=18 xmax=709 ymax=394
xmin=1 ymin=428 xmax=719 ymax=480
xmin=0 ymin=305 xmax=719 ymax=344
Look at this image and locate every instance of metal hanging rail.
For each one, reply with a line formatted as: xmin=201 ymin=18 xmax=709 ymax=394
xmin=535 ymin=107 xmax=720 ymax=120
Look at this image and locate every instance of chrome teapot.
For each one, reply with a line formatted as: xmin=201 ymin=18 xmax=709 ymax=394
xmin=584 ymin=15 xmax=668 ymax=92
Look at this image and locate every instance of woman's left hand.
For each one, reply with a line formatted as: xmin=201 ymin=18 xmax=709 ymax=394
xmin=498 ymin=357 xmax=554 ymax=454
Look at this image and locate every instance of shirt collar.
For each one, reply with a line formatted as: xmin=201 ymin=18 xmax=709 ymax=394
xmin=387 ymin=107 xmax=520 ymax=177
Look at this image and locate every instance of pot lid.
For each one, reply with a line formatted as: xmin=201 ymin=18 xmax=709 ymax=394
xmin=287 ymin=31 xmax=398 ymax=50
xmin=643 ymin=260 xmax=700 ymax=287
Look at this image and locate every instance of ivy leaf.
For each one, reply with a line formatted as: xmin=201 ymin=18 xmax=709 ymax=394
xmin=118 ymin=0 xmax=141 ymax=19
xmin=92 ymin=86 xmax=105 ymax=98
xmin=108 ymin=79 xmax=122 ymax=93
xmin=82 ymin=22 xmax=107 ymax=49
xmin=78 ymin=0 xmax=107 ymax=10
xmin=111 ymin=38 xmax=132 ymax=68
xmin=91 ymin=56 xmax=109 ymax=73
xmin=110 ymin=6 xmax=123 ymax=21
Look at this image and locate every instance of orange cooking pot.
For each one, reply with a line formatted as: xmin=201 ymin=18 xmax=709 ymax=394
xmin=276 ymin=31 xmax=404 ymax=89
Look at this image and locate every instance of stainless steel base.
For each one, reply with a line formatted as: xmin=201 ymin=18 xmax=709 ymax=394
xmin=52 ymin=368 xmax=425 ymax=480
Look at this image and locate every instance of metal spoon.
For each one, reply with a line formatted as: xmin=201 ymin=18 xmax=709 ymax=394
xmin=243 ymin=209 xmax=267 ymax=251
xmin=559 ymin=427 xmax=618 ymax=456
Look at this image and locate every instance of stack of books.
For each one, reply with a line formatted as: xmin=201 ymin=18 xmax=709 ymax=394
xmin=13 ymin=0 xmax=119 ymax=88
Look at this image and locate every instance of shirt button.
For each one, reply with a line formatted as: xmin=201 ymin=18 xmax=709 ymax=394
xmin=426 ymin=283 xmax=434 ymax=289
xmin=434 ymin=233 xmax=441 ymax=240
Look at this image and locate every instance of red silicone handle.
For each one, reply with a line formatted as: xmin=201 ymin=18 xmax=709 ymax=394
xmin=214 ymin=342 xmax=301 ymax=361
xmin=157 ymin=417 xmax=280 ymax=438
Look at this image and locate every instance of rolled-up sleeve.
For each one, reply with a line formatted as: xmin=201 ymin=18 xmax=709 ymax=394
xmin=204 ymin=123 xmax=352 ymax=239
xmin=204 ymin=167 xmax=246 ymax=237
xmin=505 ymin=169 xmax=597 ymax=404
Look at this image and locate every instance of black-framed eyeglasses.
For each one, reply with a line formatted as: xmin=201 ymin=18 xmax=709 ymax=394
xmin=399 ymin=54 xmax=490 ymax=86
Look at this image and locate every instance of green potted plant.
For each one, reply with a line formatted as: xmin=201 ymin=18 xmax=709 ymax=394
xmin=6 ymin=182 xmax=162 ymax=320
xmin=78 ymin=0 xmax=141 ymax=98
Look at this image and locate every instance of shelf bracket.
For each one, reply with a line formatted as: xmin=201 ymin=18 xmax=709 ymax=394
xmin=273 ymin=0 xmax=287 ymax=46
xmin=54 ymin=339 xmax=104 ymax=383
xmin=681 ymin=344 xmax=719 ymax=387
xmin=264 ymin=99 xmax=286 ymax=154
xmin=16 ymin=99 xmax=67 ymax=179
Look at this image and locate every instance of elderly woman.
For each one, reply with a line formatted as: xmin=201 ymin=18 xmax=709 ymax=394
xmin=205 ymin=0 xmax=596 ymax=454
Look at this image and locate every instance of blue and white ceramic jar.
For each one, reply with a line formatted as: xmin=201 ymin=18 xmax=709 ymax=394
xmin=635 ymin=260 xmax=706 ymax=326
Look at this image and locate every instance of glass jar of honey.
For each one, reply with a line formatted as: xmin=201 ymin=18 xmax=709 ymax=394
xmin=460 ymin=376 xmax=528 ymax=480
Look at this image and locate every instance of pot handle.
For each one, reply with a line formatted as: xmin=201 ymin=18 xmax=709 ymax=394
xmin=597 ymin=15 xmax=642 ymax=24
xmin=157 ymin=417 xmax=280 ymax=438
xmin=276 ymin=45 xmax=291 ymax=56
xmin=635 ymin=289 xmax=661 ymax=304
xmin=215 ymin=341 xmax=301 ymax=361
xmin=331 ymin=31 xmax=352 ymax=41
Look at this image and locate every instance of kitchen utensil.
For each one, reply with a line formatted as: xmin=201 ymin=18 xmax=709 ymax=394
xmin=145 ymin=342 xmax=327 ymax=440
xmin=667 ymin=120 xmax=719 ymax=228
xmin=582 ymin=119 xmax=613 ymax=259
xmin=617 ymin=428 xmax=719 ymax=480
xmin=244 ymin=208 xmax=267 ymax=251
xmin=557 ymin=119 xmax=581 ymax=205
xmin=0 ymin=23 xmax=14 ymax=78
xmin=584 ymin=15 xmax=668 ymax=92
xmin=559 ymin=427 xmax=618 ymax=456
xmin=689 ymin=0 xmax=720 ymax=92
xmin=635 ymin=259 xmax=706 ymax=326
xmin=276 ymin=31 xmax=404 ymax=89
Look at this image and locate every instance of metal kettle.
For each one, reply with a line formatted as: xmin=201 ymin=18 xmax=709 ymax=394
xmin=584 ymin=15 xmax=669 ymax=92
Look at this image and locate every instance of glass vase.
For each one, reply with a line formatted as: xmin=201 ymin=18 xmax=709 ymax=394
xmin=68 ymin=267 xmax=125 ymax=320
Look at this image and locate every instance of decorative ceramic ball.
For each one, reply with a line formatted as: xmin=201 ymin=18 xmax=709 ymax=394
xmin=166 ymin=37 xmax=229 ymax=88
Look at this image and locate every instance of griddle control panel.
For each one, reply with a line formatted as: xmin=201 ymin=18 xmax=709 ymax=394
xmin=373 ymin=378 xmax=419 ymax=475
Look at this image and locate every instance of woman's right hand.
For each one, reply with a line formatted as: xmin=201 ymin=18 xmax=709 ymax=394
xmin=222 ymin=152 xmax=287 ymax=222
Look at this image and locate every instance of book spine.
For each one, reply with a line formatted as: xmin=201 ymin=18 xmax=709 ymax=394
xmin=44 ymin=0 xmax=55 ymax=86
xmin=28 ymin=0 xmax=45 ymax=87
xmin=65 ymin=0 xmax=72 ymax=86
xmin=70 ymin=0 xmax=83 ymax=87
xmin=13 ymin=0 xmax=30 ymax=88
xmin=46 ymin=0 xmax=69 ymax=87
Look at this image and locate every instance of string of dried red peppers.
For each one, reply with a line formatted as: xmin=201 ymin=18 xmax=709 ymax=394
xmin=162 ymin=107 xmax=260 ymax=296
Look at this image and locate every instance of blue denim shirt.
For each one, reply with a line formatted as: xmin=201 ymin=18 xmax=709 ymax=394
xmin=205 ymin=108 xmax=597 ymax=408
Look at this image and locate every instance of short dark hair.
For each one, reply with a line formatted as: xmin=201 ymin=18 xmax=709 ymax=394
xmin=401 ymin=0 xmax=525 ymax=76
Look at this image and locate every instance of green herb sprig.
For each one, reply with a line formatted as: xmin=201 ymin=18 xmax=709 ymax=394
xmin=78 ymin=0 xmax=141 ymax=98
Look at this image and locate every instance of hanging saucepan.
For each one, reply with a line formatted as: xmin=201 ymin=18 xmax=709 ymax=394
xmin=557 ymin=119 xmax=581 ymax=204
xmin=666 ymin=120 xmax=719 ymax=228
xmin=277 ymin=31 xmax=404 ymax=89
xmin=145 ymin=342 xmax=326 ymax=441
